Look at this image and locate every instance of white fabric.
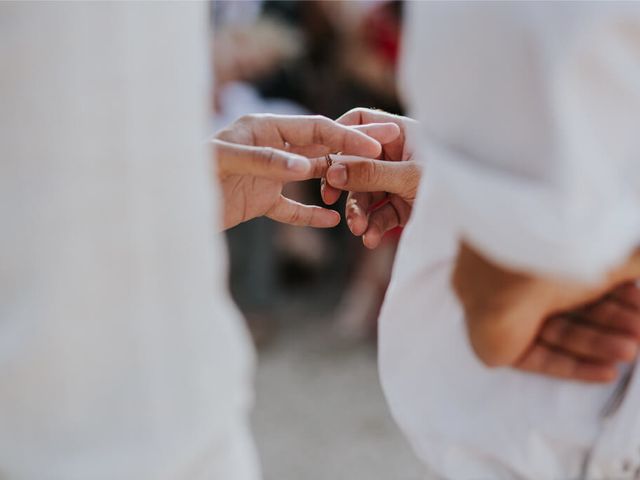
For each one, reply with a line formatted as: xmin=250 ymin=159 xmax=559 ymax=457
xmin=400 ymin=2 xmax=640 ymax=281
xmin=380 ymin=3 xmax=640 ymax=479
xmin=0 ymin=3 xmax=257 ymax=479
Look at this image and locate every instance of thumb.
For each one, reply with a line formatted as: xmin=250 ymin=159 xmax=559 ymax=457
xmin=325 ymin=155 xmax=420 ymax=195
xmin=213 ymin=139 xmax=312 ymax=180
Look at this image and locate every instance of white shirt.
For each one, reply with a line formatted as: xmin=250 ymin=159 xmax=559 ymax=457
xmin=380 ymin=3 xmax=640 ymax=479
xmin=401 ymin=2 xmax=640 ymax=282
xmin=0 ymin=3 xmax=256 ymax=479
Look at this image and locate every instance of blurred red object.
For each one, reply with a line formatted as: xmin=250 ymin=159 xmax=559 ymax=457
xmin=361 ymin=2 xmax=402 ymax=66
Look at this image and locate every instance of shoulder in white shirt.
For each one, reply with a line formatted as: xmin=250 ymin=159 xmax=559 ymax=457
xmin=379 ymin=3 xmax=640 ymax=479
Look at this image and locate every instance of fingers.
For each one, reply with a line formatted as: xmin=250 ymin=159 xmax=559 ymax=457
xmin=362 ymin=197 xmax=411 ymax=249
xmin=344 ymin=193 xmax=409 ymax=248
xmin=581 ymin=296 xmax=640 ymax=339
xmin=516 ymin=343 xmax=618 ymax=383
xmin=301 ymin=123 xmax=402 ymax=205
xmin=214 ymin=139 xmax=313 ymax=181
xmin=318 ymin=123 xmax=402 ymax=205
xmin=520 ymin=285 xmax=640 ymax=381
xmin=362 ymin=203 xmax=398 ymax=249
xmin=337 ymin=108 xmax=413 ymax=161
xmin=288 ymin=144 xmax=332 ymax=158
xmin=320 ymin=179 xmax=342 ymax=205
xmin=337 ymin=107 xmax=406 ymax=127
xmin=609 ymin=280 xmax=640 ymax=311
xmin=325 ymin=156 xmax=421 ymax=197
xmin=256 ymin=114 xmax=383 ymax=158
xmin=351 ymin=123 xmax=401 ymax=148
xmin=345 ymin=191 xmax=385 ymax=236
xmin=291 ymin=123 xmax=401 ymax=205
xmin=266 ymin=195 xmax=340 ymax=228
xmin=539 ymin=314 xmax=639 ymax=363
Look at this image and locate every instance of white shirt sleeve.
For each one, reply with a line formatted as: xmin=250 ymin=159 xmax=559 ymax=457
xmin=402 ymin=3 xmax=640 ymax=280
xmin=0 ymin=3 xmax=256 ymax=479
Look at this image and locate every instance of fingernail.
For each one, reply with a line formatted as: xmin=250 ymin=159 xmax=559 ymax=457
xmin=287 ymin=155 xmax=310 ymax=172
xmin=327 ymin=164 xmax=347 ymax=186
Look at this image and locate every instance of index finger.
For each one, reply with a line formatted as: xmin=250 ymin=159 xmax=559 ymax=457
xmin=268 ymin=114 xmax=383 ymax=158
xmin=609 ymin=281 xmax=640 ymax=311
xmin=516 ymin=343 xmax=618 ymax=383
xmin=337 ymin=108 xmax=412 ymax=161
xmin=337 ymin=107 xmax=405 ymax=126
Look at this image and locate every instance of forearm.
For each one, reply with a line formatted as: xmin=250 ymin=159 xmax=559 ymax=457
xmin=454 ymin=242 xmax=640 ymax=368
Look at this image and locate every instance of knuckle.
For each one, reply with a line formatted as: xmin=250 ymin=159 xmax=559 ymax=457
xmin=287 ymin=209 xmax=301 ymax=225
xmin=311 ymin=116 xmax=332 ymax=142
xmin=347 ymin=107 xmax=367 ymax=119
xmin=305 ymin=208 xmax=315 ymax=227
xmin=262 ymin=147 xmax=284 ymax=170
xmin=263 ymin=147 xmax=277 ymax=166
xmin=363 ymin=160 xmax=381 ymax=186
xmin=237 ymin=113 xmax=258 ymax=125
xmin=312 ymin=114 xmax=331 ymax=124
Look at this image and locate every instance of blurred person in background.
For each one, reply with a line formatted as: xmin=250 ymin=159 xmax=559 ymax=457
xmin=0 ymin=2 xmax=396 ymax=478
xmin=322 ymin=2 xmax=640 ymax=478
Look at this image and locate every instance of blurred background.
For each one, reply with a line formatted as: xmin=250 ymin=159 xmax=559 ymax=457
xmin=211 ymin=1 xmax=425 ymax=478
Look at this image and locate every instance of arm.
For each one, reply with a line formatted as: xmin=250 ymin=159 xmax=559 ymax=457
xmin=401 ymin=4 xmax=640 ymax=375
xmin=454 ymin=243 xmax=640 ymax=371
xmin=403 ymin=3 xmax=640 ymax=281
xmin=327 ymin=108 xmax=640 ymax=382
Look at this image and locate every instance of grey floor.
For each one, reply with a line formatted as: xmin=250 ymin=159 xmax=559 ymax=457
xmin=251 ymin=315 xmax=427 ymax=480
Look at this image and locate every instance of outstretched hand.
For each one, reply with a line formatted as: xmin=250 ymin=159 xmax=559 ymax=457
xmin=213 ymin=113 xmax=399 ymax=230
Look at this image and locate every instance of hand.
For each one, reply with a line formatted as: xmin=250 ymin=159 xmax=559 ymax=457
xmin=323 ymin=108 xmax=422 ymax=249
xmin=516 ymin=281 xmax=640 ymax=382
xmin=213 ymin=114 xmax=398 ymax=230
xmin=453 ymin=243 xmax=640 ymax=380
